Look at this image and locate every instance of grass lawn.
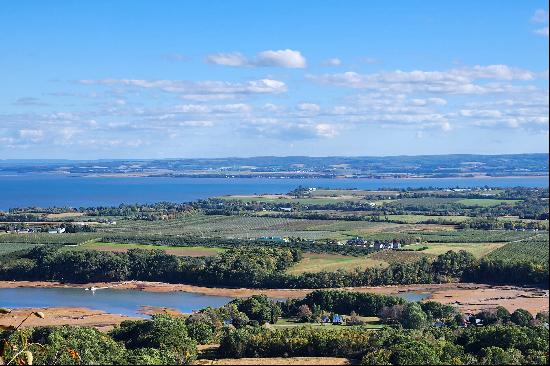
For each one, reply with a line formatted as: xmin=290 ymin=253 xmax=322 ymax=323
xmin=77 ymin=241 xmax=226 ymax=257
xmin=286 ymin=253 xmax=388 ymax=274
xmin=456 ymin=198 xmax=522 ymax=207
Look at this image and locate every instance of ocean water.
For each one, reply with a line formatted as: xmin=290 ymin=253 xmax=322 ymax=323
xmin=0 ymin=175 xmax=547 ymax=210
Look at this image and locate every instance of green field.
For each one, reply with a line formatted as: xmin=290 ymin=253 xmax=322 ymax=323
xmin=286 ymin=253 xmax=388 ymax=274
xmin=456 ymin=198 xmax=522 ymax=207
xmin=401 ymin=242 xmax=505 ymax=258
xmin=385 ymin=214 xmax=469 ymax=224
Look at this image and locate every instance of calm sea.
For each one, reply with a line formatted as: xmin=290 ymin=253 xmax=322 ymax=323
xmin=0 ymin=175 xmax=547 ymax=210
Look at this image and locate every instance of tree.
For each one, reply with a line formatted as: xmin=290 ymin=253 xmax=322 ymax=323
xmin=479 ymin=346 xmax=524 ymax=365
xmin=230 ymin=295 xmax=281 ymax=325
xmin=109 ymin=314 xmax=197 ymax=364
xmin=185 ymin=313 xmax=216 ymax=344
xmin=296 ymin=304 xmax=313 ymax=322
xmin=399 ymin=303 xmax=428 ymax=329
xmin=510 ymin=309 xmax=533 ymax=327
xmin=389 ymin=340 xmax=441 ymax=365
xmin=30 ymin=326 xmax=126 ymax=365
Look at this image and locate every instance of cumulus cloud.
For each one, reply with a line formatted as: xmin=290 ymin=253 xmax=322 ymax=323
xmin=205 ymin=49 xmax=306 ymax=68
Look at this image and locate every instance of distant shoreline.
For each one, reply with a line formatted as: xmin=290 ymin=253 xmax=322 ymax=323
xmin=0 ymin=173 xmax=548 ymax=180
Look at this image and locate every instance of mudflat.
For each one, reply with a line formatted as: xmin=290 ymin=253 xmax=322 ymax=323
xmin=0 ymin=307 xmax=138 ymax=331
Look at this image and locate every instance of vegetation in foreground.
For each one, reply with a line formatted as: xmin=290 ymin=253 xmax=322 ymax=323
xmin=2 ymin=290 xmax=549 ymax=365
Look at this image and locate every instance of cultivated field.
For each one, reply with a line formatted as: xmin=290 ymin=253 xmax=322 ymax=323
xmin=286 ymin=253 xmax=387 ymax=274
xmin=486 ymin=235 xmax=549 ymax=265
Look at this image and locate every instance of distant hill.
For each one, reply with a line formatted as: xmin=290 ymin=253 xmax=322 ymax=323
xmin=0 ymin=153 xmax=548 ymax=178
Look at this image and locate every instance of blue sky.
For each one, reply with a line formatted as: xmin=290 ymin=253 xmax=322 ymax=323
xmin=1 ymin=0 xmax=548 ymax=159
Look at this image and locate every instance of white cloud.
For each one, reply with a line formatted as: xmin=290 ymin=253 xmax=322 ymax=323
xmin=531 ymin=9 xmax=549 ymax=23
xmin=79 ymin=78 xmax=287 ymax=96
xmin=534 ymin=26 xmax=549 ymax=37
xmin=307 ymin=65 xmax=539 ymax=94
xmin=322 ymin=58 xmax=342 ymax=66
xmin=240 ymin=119 xmax=339 ymax=140
xmin=255 ymin=49 xmax=306 ymax=68
xmin=19 ymin=129 xmax=44 ymax=141
xmin=205 ymin=52 xmax=248 ymax=67
xmin=205 ymin=49 xmax=306 ymax=68
xmin=314 ymin=123 xmax=339 ymax=138
xmin=441 ymin=122 xmax=452 ymax=132
xmin=297 ymin=103 xmax=321 ymax=112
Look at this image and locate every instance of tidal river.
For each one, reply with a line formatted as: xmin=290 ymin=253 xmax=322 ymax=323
xmin=0 ymin=287 xmax=429 ymax=317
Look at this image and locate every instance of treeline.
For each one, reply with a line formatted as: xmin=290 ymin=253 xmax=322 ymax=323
xmin=218 ymin=324 xmax=549 ymax=364
xmin=459 ymin=218 xmax=548 ymax=231
xmin=0 ymin=246 xmax=547 ymax=288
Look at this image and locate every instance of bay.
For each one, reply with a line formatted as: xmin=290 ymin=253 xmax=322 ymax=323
xmin=0 ymin=175 xmax=547 ymax=210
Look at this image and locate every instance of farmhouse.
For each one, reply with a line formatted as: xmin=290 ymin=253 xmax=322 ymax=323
xmin=48 ymin=227 xmax=66 ymax=234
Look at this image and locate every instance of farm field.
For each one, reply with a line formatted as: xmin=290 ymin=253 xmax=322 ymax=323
xmin=286 ymin=253 xmax=388 ymax=274
xmin=97 ymin=214 xmax=404 ymax=240
xmin=75 ymin=241 xmax=226 ymax=257
xmin=401 ymin=242 xmax=505 ymax=258
xmin=0 ymin=232 xmax=99 ymax=245
xmin=218 ymin=195 xmax=364 ymax=205
xmin=385 ymin=214 xmax=469 ymax=223
xmin=456 ymin=198 xmax=522 ymax=207
xmin=367 ymin=249 xmax=434 ymax=265
xmin=486 ymin=235 xmax=549 ymax=265
xmin=0 ymin=242 xmax=42 ymax=255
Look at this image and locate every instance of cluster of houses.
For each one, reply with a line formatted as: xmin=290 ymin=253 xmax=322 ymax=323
xmin=320 ymin=314 xmax=344 ymax=325
xmin=6 ymin=226 xmax=66 ymax=234
xmin=256 ymin=236 xmax=290 ymax=243
xmin=334 ymin=237 xmax=402 ymax=250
